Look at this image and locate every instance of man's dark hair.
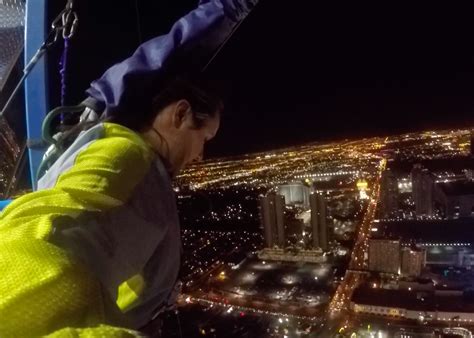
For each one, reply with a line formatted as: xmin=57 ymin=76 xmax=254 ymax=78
xmin=110 ymin=75 xmax=224 ymax=131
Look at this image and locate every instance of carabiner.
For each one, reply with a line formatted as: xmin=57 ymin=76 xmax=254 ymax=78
xmin=61 ymin=10 xmax=79 ymax=39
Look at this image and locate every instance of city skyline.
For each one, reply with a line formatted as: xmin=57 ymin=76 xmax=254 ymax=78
xmin=170 ymin=125 xmax=474 ymax=336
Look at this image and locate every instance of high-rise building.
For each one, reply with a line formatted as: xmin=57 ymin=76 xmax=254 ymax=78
xmin=278 ymin=182 xmax=310 ymax=208
xmin=318 ymin=195 xmax=328 ymax=251
xmin=411 ymin=164 xmax=434 ymax=217
xmin=401 ymin=247 xmax=425 ymax=277
xmin=310 ymin=193 xmax=328 ymax=251
xmin=368 ymin=239 xmax=400 ymax=274
xmin=260 ymin=192 xmax=285 ymax=248
xmin=310 ymin=194 xmax=319 ymax=249
xmin=260 ymin=195 xmax=274 ymax=248
xmin=275 ymin=194 xmax=285 ymax=247
xmin=380 ymin=169 xmax=398 ymax=218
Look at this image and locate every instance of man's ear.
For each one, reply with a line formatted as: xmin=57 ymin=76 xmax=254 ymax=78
xmin=172 ymin=99 xmax=192 ymax=129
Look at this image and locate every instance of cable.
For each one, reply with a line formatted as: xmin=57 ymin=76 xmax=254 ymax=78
xmin=134 ymin=0 xmax=143 ymax=44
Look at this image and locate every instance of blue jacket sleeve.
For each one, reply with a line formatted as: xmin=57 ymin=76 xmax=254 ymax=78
xmin=84 ymin=0 xmax=258 ymax=117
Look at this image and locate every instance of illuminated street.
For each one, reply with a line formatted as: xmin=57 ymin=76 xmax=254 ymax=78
xmin=329 ymin=159 xmax=384 ymax=315
xmin=169 ymin=129 xmax=474 ymax=337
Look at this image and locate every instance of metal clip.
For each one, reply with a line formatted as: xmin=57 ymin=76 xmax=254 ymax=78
xmin=61 ymin=10 xmax=78 ymax=39
xmin=65 ymin=0 xmax=74 ymax=11
xmin=51 ymin=7 xmax=68 ymax=31
xmin=50 ymin=0 xmax=78 ymax=41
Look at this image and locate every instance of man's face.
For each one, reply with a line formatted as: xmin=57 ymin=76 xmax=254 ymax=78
xmin=173 ymin=113 xmax=220 ymax=173
xmin=148 ymin=99 xmax=220 ymax=176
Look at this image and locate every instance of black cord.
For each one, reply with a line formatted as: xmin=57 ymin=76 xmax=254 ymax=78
xmin=134 ymin=0 xmax=143 ymax=44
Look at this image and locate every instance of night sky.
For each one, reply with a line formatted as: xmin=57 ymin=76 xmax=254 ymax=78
xmin=47 ymin=1 xmax=474 ymax=158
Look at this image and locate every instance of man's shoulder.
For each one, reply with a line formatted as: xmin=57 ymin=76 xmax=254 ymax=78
xmin=96 ymin=122 xmax=154 ymax=162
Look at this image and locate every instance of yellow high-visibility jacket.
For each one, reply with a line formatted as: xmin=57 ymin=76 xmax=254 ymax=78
xmin=0 ymin=122 xmax=181 ymax=337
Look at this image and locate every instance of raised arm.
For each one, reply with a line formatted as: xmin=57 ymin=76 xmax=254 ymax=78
xmin=84 ymin=0 xmax=259 ymax=117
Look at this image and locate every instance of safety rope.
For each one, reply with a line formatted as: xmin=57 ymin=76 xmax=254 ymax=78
xmin=202 ymin=1 xmax=260 ymax=72
xmin=59 ymin=37 xmax=70 ymax=108
xmin=0 ymin=0 xmax=78 ymax=119
xmin=58 ymin=1 xmax=78 ymax=117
